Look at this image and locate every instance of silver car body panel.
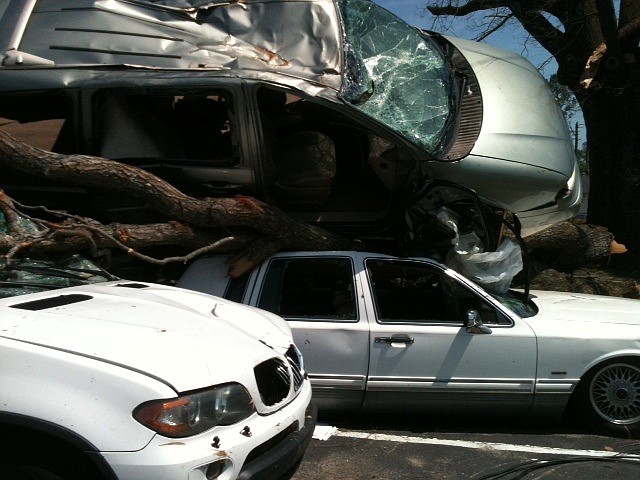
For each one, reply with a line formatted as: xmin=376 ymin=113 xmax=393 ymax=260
xmin=0 ymin=0 xmax=343 ymax=90
xmin=0 ymin=0 xmax=581 ymax=234
xmin=425 ymin=36 xmax=582 ymax=235
xmin=178 ymin=251 xmax=640 ymax=418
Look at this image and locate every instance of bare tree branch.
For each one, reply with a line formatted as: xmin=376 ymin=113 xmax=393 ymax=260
xmin=0 ymin=128 xmax=357 ymax=272
xmin=508 ymin=3 xmax=566 ymax=55
xmin=596 ymin=0 xmax=622 ymax=57
xmin=428 ymin=0 xmax=507 ymax=16
xmin=476 ymin=13 xmax=514 ymax=41
xmin=427 ymin=1 xmax=566 ymax=55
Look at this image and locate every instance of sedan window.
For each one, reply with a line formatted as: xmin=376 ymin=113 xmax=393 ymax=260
xmin=366 ymin=259 xmax=509 ymax=325
xmin=490 ymin=290 xmax=538 ymax=318
xmin=257 ymin=257 xmax=357 ymax=321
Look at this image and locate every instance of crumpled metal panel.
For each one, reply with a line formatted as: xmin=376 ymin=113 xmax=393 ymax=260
xmin=339 ymin=0 xmax=451 ymax=154
xmin=15 ymin=0 xmax=342 ymax=89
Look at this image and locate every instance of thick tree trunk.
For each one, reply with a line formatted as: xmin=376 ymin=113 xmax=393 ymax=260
xmin=524 ymin=220 xmax=615 ymax=269
xmin=521 ymin=220 xmax=639 ymax=298
xmin=579 ymin=59 xmax=640 ymax=255
xmin=0 ymin=129 xmax=356 ymax=273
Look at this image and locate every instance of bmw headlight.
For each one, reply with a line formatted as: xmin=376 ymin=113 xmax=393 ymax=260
xmin=133 ymin=383 xmax=255 ymax=438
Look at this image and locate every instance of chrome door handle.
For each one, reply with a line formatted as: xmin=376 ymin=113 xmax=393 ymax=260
xmin=375 ymin=334 xmax=414 ymax=344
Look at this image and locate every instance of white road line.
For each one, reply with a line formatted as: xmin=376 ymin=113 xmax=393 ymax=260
xmin=334 ymin=430 xmax=640 ymax=458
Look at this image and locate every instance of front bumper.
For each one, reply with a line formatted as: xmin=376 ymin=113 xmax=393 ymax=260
xmin=103 ymin=383 xmax=314 ymax=480
xmin=237 ymin=400 xmax=316 ymax=480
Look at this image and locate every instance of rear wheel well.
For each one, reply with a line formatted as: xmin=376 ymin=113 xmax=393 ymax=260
xmin=577 ymin=355 xmax=640 ymax=386
xmin=0 ymin=424 xmax=113 ymax=480
xmin=570 ymin=356 xmax=640 ymax=438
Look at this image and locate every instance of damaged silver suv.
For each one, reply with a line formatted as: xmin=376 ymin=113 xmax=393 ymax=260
xmin=0 ymin=0 xmax=580 ymax=238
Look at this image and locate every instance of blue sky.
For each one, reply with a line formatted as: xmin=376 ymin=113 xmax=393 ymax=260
xmin=375 ymin=0 xmax=557 ymax=76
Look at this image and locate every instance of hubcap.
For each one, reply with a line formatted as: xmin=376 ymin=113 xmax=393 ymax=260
xmin=616 ymin=388 xmax=629 ymax=400
xmin=590 ymin=363 xmax=640 ymax=425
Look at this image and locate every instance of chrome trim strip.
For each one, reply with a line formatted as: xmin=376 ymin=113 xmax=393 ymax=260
xmin=535 ymin=379 xmax=579 ymax=394
xmin=308 ymin=374 xmax=366 ymax=390
xmin=367 ymin=377 xmax=534 ymax=393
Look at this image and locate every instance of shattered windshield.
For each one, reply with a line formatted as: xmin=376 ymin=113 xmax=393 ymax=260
xmin=339 ymin=0 xmax=454 ymax=155
xmin=0 ymin=255 xmax=116 ymax=298
xmin=0 ymin=212 xmax=116 ymax=298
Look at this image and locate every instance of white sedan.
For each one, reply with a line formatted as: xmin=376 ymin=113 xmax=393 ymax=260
xmin=179 ymin=250 xmax=640 ymax=438
xmin=1 ymin=255 xmax=315 ymax=480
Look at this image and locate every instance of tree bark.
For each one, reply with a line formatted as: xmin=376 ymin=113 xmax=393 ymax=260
xmin=529 ymin=267 xmax=640 ymax=298
xmin=524 ymin=220 xmax=615 ymax=269
xmin=0 ymin=129 xmax=356 ymax=273
xmin=521 ymin=221 xmax=638 ymax=298
xmin=426 ymin=0 xmax=640 ymax=258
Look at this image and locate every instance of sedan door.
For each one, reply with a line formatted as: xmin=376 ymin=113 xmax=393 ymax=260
xmin=249 ymin=254 xmax=370 ymax=411
xmin=360 ymin=256 xmax=537 ymax=414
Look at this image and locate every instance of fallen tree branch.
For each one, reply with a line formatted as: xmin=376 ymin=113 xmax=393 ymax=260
xmin=0 ymin=191 xmax=248 ymax=258
xmin=0 ymin=128 xmax=356 ymax=272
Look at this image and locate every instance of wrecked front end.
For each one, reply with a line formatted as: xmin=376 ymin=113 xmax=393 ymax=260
xmin=335 ymin=0 xmax=581 ymax=235
xmin=0 ymin=0 xmax=577 ymax=254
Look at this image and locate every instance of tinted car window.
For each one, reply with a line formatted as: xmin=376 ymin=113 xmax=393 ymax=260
xmin=0 ymin=91 xmax=75 ymax=152
xmin=95 ymin=91 xmax=236 ymax=165
xmin=225 ymin=274 xmax=250 ymax=304
xmin=257 ymin=257 xmax=357 ymax=321
xmin=366 ymin=259 xmax=510 ymax=325
xmin=256 ymin=85 xmax=394 ymax=218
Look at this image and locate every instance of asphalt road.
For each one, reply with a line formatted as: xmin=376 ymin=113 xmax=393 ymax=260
xmin=292 ymin=412 xmax=640 ymax=479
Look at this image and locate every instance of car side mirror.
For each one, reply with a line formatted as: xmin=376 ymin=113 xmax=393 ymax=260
xmin=465 ymin=309 xmax=492 ymax=334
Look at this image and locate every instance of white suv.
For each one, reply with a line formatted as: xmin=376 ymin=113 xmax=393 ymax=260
xmin=0 ymin=255 xmax=315 ymax=480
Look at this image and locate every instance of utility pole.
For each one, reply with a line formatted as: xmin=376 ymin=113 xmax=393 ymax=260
xmin=574 ymin=121 xmax=580 ymax=154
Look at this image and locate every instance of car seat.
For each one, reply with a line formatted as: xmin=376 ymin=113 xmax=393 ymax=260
xmin=272 ymin=130 xmax=337 ymax=207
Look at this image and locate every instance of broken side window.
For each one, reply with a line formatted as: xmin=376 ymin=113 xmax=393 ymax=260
xmin=0 ymin=91 xmax=93 ymax=212
xmin=94 ymin=90 xmax=236 ymax=165
xmin=257 ymin=257 xmax=357 ymax=321
xmin=91 ymin=89 xmax=242 ymax=197
xmin=339 ymin=0 xmax=454 ymax=155
xmin=256 ymin=85 xmax=395 ymax=219
xmin=0 ymin=91 xmax=75 ymax=152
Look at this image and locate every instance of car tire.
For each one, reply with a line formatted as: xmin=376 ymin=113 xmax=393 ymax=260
xmin=573 ymin=360 xmax=640 ymax=438
xmin=5 ymin=466 xmax=65 ymax=480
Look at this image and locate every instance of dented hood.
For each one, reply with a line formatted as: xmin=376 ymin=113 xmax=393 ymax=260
xmin=445 ymin=36 xmax=576 ymax=179
xmin=0 ymin=281 xmax=293 ymax=392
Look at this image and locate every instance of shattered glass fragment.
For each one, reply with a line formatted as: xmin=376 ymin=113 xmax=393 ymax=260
xmin=339 ymin=0 xmax=453 ymax=154
xmin=0 ymin=255 xmax=114 ymax=298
